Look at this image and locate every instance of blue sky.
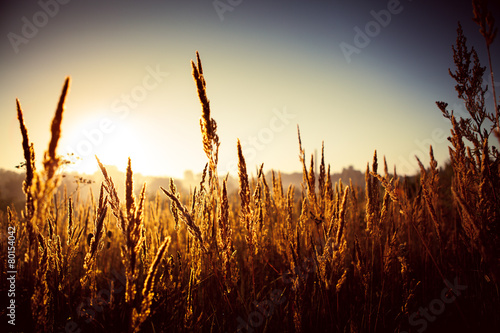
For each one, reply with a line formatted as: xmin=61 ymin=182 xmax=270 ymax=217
xmin=1 ymin=0 xmax=499 ymax=178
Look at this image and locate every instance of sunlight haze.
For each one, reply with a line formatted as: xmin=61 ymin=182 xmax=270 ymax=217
xmin=1 ymin=0 xmax=499 ymax=178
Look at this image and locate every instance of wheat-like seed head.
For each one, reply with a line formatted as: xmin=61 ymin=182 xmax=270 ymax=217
xmin=161 ymin=185 xmax=207 ymax=252
xmin=472 ymin=0 xmax=497 ymax=46
xmin=336 ymin=186 xmax=350 ymax=246
xmin=192 ymin=51 xmax=220 ymax=173
xmin=96 ymin=155 xmax=126 ymax=231
xmin=126 ymin=157 xmax=136 ymax=222
xmin=43 ymin=77 xmax=70 ymax=181
xmin=237 ymin=139 xmax=252 ymax=238
xmin=132 ymin=236 xmax=171 ymax=332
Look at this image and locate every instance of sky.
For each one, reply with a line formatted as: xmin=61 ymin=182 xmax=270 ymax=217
xmin=1 ymin=0 xmax=499 ymax=179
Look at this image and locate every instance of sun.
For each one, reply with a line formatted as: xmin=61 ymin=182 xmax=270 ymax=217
xmin=58 ymin=113 xmax=196 ymax=178
xmin=59 ymin=116 xmax=146 ymax=175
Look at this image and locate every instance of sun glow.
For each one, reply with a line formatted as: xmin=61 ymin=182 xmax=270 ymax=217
xmin=59 ymin=113 xmax=196 ymax=178
xmin=60 ymin=115 xmax=145 ymax=175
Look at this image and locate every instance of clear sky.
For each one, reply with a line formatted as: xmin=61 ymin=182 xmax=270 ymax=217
xmin=1 ymin=0 xmax=499 ymax=178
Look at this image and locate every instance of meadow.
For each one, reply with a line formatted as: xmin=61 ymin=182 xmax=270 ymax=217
xmin=1 ymin=9 xmax=499 ymax=333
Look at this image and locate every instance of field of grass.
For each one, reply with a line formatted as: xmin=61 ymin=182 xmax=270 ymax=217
xmin=1 ymin=10 xmax=500 ymax=333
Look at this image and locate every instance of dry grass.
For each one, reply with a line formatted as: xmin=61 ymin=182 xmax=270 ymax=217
xmin=1 ymin=10 xmax=499 ymax=333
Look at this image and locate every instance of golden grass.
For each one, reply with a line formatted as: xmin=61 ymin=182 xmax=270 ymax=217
xmin=2 ymin=13 xmax=500 ymax=332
